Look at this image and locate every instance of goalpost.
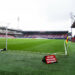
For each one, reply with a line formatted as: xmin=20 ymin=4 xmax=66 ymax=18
xmin=6 ymin=26 xmax=8 ymax=50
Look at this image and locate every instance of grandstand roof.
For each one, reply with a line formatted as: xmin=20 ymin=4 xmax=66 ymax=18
xmin=0 ymin=27 xmax=6 ymax=30
xmin=71 ymin=21 xmax=75 ymax=28
xmin=0 ymin=27 xmax=23 ymax=32
xmin=23 ymin=31 xmax=68 ymax=35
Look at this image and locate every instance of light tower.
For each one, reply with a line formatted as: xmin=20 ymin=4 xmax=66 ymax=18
xmin=17 ymin=16 xmax=20 ymax=30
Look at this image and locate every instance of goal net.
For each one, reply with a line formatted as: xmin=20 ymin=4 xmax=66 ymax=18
xmin=0 ymin=27 xmax=7 ymax=51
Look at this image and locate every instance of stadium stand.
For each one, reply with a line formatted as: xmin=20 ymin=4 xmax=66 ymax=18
xmin=23 ymin=31 xmax=68 ymax=39
xmin=0 ymin=27 xmax=68 ymax=39
xmin=0 ymin=27 xmax=23 ymax=38
xmin=0 ymin=34 xmax=15 ymax=38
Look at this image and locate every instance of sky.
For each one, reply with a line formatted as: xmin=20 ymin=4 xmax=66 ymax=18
xmin=0 ymin=0 xmax=75 ymax=32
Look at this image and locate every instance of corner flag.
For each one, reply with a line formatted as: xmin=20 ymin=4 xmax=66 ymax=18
xmin=64 ymin=36 xmax=68 ymax=55
xmin=66 ymin=36 xmax=68 ymax=44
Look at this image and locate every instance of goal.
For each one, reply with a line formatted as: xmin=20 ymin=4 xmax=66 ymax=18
xmin=0 ymin=27 xmax=7 ymax=51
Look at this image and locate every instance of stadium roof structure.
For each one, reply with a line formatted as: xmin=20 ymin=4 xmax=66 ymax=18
xmin=0 ymin=27 xmax=6 ymax=30
xmin=71 ymin=21 xmax=75 ymax=28
xmin=0 ymin=27 xmax=68 ymax=34
xmin=0 ymin=27 xmax=23 ymax=32
xmin=23 ymin=31 xmax=68 ymax=35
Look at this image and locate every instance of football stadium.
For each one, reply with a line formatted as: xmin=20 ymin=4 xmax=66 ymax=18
xmin=0 ymin=0 xmax=75 ymax=75
xmin=0 ymin=22 xmax=75 ymax=75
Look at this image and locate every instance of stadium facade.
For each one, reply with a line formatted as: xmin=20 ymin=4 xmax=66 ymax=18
xmin=71 ymin=21 xmax=75 ymax=42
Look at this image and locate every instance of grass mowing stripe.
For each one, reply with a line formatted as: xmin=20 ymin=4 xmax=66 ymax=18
xmin=7 ymin=39 xmax=65 ymax=53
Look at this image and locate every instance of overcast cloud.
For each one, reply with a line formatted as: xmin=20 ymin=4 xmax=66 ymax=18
xmin=0 ymin=0 xmax=75 ymax=31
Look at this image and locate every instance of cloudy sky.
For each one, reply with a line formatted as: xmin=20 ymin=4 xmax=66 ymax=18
xmin=0 ymin=0 xmax=75 ymax=31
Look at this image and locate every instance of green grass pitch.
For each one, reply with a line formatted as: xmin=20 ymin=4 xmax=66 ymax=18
xmin=0 ymin=38 xmax=75 ymax=75
xmin=8 ymin=38 xmax=65 ymax=53
xmin=0 ymin=38 xmax=65 ymax=53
